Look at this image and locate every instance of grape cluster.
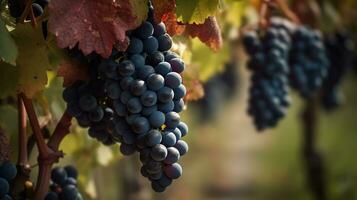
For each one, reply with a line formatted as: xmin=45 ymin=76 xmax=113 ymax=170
xmin=243 ymin=19 xmax=292 ymax=131
xmin=45 ymin=166 xmax=82 ymax=200
xmin=321 ymin=31 xmax=355 ymax=110
xmin=289 ymin=27 xmax=329 ymax=99
xmin=62 ymin=5 xmax=189 ymax=192
xmin=0 ymin=162 xmax=17 ymax=200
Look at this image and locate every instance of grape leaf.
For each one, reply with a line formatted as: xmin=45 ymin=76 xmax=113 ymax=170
xmin=11 ymin=24 xmax=52 ymax=98
xmin=57 ymin=59 xmax=89 ymax=87
xmin=175 ymin=0 xmax=219 ymax=24
xmin=48 ymin=0 xmax=147 ymax=58
xmin=163 ymin=12 xmax=186 ymax=36
xmin=0 ymin=62 xmax=19 ymax=98
xmin=0 ymin=19 xmax=18 ymax=64
xmin=184 ymin=16 xmax=222 ymax=51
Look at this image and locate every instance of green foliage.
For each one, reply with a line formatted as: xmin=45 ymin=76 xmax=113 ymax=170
xmin=175 ymin=0 xmax=219 ymax=24
xmin=0 ymin=19 xmax=18 ymax=64
xmin=11 ymin=24 xmax=52 ymax=97
xmin=0 ymin=62 xmax=19 ymax=98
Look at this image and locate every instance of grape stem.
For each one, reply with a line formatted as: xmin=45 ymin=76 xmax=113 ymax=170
xmin=19 ymin=94 xmax=73 ymax=200
xmin=19 ymin=0 xmax=34 ymax=23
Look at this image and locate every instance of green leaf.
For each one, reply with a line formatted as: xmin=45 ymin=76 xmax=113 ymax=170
xmin=188 ymin=38 xmax=229 ymax=82
xmin=176 ymin=0 xmax=219 ymax=24
xmin=0 ymin=62 xmax=19 ymax=98
xmin=0 ymin=19 xmax=18 ymax=64
xmin=11 ymin=24 xmax=52 ymax=97
xmin=225 ymin=0 xmax=247 ymax=27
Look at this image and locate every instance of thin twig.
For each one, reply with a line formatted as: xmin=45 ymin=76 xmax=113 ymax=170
xmin=48 ymin=110 xmax=73 ymax=151
xmin=17 ymin=94 xmax=29 ymax=167
xmin=20 ymin=94 xmax=51 ymax=159
xmin=19 ymin=0 xmax=33 ymax=23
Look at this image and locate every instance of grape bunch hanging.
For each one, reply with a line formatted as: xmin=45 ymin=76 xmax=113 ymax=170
xmin=45 ymin=166 xmax=83 ymax=200
xmin=243 ymin=17 xmax=330 ymax=131
xmin=0 ymin=162 xmax=17 ymax=200
xmin=62 ymin=5 xmax=189 ymax=192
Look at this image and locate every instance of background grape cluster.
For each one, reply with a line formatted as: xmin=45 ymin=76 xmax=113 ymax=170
xmin=243 ymin=18 xmax=292 ymax=131
xmin=289 ymin=26 xmax=329 ymax=99
xmin=62 ymin=5 xmax=189 ymax=192
xmin=321 ymin=31 xmax=355 ymax=110
xmin=0 ymin=162 xmax=17 ymax=200
xmin=45 ymin=166 xmax=83 ymax=200
xmin=243 ymin=17 xmax=332 ymax=130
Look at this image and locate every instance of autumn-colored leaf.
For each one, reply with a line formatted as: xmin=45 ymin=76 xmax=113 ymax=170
xmin=48 ymin=0 xmax=147 ymax=58
xmin=185 ymin=17 xmax=222 ymax=51
xmin=184 ymin=79 xmax=204 ymax=101
xmin=57 ymin=59 xmax=89 ymax=87
xmin=163 ymin=12 xmax=186 ymax=36
xmin=151 ymin=0 xmax=176 ymax=22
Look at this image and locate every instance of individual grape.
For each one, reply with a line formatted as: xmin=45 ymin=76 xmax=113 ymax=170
xmin=138 ymin=65 xmax=155 ymax=80
xmin=146 ymin=51 xmax=164 ymax=66
xmin=32 ymin=3 xmax=43 ymax=17
xmin=113 ymin=100 xmax=127 ymax=117
xmin=128 ymin=37 xmax=143 ymax=54
xmin=165 ymin=112 xmax=180 ymax=128
xmin=140 ymin=149 xmax=152 ymax=164
xmin=174 ymin=140 xmax=189 ymax=156
xmin=165 ymin=72 xmax=182 ymax=89
xmin=161 ymin=131 xmax=176 ymax=147
xmin=158 ymin=101 xmax=175 ymax=113
xmin=174 ymin=99 xmax=184 ymax=113
xmin=158 ymin=34 xmax=173 ymax=51
xmin=140 ymin=91 xmax=157 ymax=107
xmin=157 ymin=87 xmax=174 ymax=103
xmin=173 ymin=84 xmax=186 ymax=100
xmin=120 ymin=91 xmax=133 ymax=104
xmin=120 ymin=77 xmax=134 ymax=91
xmin=122 ymin=131 xmax=136 ymax=144
xmin=130 ymin=54 xmax=145 ymax=69
xmin=164 ymin=163 xmax=182 ymax=179
xmin=127 ymin=98 xmax=143 ymax=114
xmin=78 ymin=94 xmax=97 ymax=111
xmin=169 ymin=58 xmax=185 ymax=74
xmin=99 ymin=60 xmax=119 ymax=80
xmin=157 ymin=175 xmax=172 ymax=188
xmin=177 ymin=122 xmax=188 ymax=137
xmin=136 ymin=21 xmax=154 ymax=39
xmin=145 ymin=129 xmax=162 ymax=147
xmin=145 ymin=160 xmax=162 ymax=174
xmin=88 ymin=107 xmax=104 ymax=122
xmin=62 ymin=85 xmax=78 ymax=103
xmin=155 ymin=62 xmax=172 ymax=76
xmin=164 ymin=51 xmax=179 ymax=62
xmin=120 ymin=143 xmax=136 ymax=156
xmin=148 ymin=171 xmax=162 ymax=180
xmin=61 ymin=185 xmax=79 ymax=200
xmin=143 ymin=36 xmax=159 ymax=54
xmin=148 ymin=111 xmax=165 ymax=128
xmin=63 ymin=177 xmax=77 ymax=186
xmin=45 ymin=191 xmax=59 ymax=200
xmin=118 ymin=60 xmax=135 ymax=77
xmin=151 ymin=181 xmax=165 ymax=193
xmin=51 ymin=167 xmax=68 ymax=185
xmin=0 ymin=178 xmax=9 ymax=197
xmin=150 ymin=144 xmax=168 ymax=161
xmin=142 ymin=105 xmax=158 ymax=116
xmin=147 ymin=74 xmax=165 ymax=91
xmin=164 ymin=147 xmax=180 ymax=164
xmin=0 ymin=162 xmax=17 ymax=181
xmin=132 ymin=117 xmax=150 ymax=134
xmin=64 ymin=166 xmax=78 ymax=179
xmin=126 ymin=114 xmax=140 ymax=125
xmin=170 ymin=128 xmax=182 ymax=140
xmin=153 ymin=22 xmax=166 ymax=37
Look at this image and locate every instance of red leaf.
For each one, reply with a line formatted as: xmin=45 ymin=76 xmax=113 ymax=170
xmin=185 ymin=17 xmax=223 ymax=51
xmin=162 ymin=12 xmax=186 ymax=36
xmin=48 ymin=0 xmax=140 ymax=58
xmin=151 ymin=0 xmax=176 ymax=23
xmin=57 ymin=59 xmax=89 ymax=87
